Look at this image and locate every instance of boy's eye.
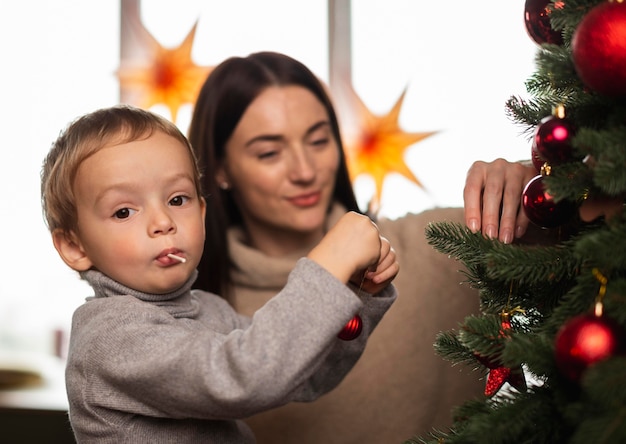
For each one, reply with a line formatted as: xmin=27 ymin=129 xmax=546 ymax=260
xmin=169 ymin=195 xmax=189 ymax=206
xmin=113 ymin=208 xmax=135 ymax=219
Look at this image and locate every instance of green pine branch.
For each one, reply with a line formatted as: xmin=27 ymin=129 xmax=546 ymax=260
xmin=412 ymin=2 xmax=626 ymax=443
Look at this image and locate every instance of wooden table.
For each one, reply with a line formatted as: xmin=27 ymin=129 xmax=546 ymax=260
xmin=0 ymin=352 xmax=74 ymax=443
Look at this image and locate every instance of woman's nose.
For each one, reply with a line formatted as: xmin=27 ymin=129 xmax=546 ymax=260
xmin=288 ymin=148 xmax=316 ymax=183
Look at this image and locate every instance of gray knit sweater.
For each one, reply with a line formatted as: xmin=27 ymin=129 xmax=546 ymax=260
xmin=66 ymin=258 xmax=396 ymax=443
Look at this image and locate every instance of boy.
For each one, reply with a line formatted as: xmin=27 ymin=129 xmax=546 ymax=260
xmin=40 ymin=105 xmax=398 ymax=443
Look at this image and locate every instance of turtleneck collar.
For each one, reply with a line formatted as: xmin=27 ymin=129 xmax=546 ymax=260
xmin=227 ymin=203 xmax=346 ymax=290
xmin=79 ymin=269 xmax=200 ymax=318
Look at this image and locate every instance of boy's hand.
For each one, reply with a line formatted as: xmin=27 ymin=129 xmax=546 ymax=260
xmin=307 ymin=212 xmax=382 ymax=284
xmin=351 ymin=236 xmax=399 ymax=295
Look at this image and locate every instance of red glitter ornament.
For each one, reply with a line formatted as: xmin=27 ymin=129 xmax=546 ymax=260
xmin=475 ymin=353 xmax=527 ymax=397
xmin=554 ymin=313 xmax=624 ymax=381
xmin=524 ymin=0 xmax=564 ymax=45
xmin=522 ymin=175 xmax=577 ymax=228
xmin=338 ymin=314 xmax=362 ymax=341
xmin=572 ymin=1 xmax=626 ymax=96
xmin=533 ymin=115 xmax=576 ymax=164
xmin=474 ymin=313 xmax=527 ymax=397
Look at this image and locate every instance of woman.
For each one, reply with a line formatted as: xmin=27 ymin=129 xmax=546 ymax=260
xmin=188 ymin=51 xmax=483 ymax=444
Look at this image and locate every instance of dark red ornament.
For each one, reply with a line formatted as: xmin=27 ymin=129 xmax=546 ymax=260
xmin=338 ymin=314 xmax=362 ymax=341
xmin=533 ymin=115 xmax=576 ymax=164
xmin=531 ymin=143 xmax=547 ymax=172
xmin=524 ymin=0 xmax=564 ymax=45
xmin=522 ymin=175 xmax=577 ymax=228
xmin=474 ymin=313 xmax=527 ymax=397
xmin=475 ymin=354 xmax=509 ymax=396
xmin=554 ymin=313 xmax=625 ymax=381
xmin=572 ymin=1 xmax=626 ymax=96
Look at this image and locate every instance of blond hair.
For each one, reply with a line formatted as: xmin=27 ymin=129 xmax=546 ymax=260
xmin=41 ymin=105 xmax=202 ymax=233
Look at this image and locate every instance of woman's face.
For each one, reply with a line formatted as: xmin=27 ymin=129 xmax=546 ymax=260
xmin=220 ymin=85 xmax=340 ymax=252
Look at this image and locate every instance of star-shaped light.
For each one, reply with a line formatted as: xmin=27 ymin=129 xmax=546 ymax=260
xmin=117 ymin=19 xmax=212 ymax=123
xmin=342 ymin=87 xmax=437 ymax=211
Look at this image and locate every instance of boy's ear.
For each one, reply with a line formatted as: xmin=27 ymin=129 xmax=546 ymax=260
xmin=52 ymin=229 xmax=93 ymax=271
xmin=201 ymin=197 xmax=207 ymax=238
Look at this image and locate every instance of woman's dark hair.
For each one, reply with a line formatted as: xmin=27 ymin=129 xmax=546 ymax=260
xmin=188 ymin=51 xmax=360 ymax=296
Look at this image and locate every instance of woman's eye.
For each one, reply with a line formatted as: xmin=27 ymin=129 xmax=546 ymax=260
xmin=311 ymin=137 xmax=330 ymax=147
xmin=113 ymin=208 xmax=136 ymax=219
xmin=169 ymin=195 xmax=190 ymax=206
xmin=258 ymin=150 xmax=278 ymax=160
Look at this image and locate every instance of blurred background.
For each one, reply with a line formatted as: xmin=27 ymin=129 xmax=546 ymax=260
xmin=0 ymin=0 xmax=537 ymax=365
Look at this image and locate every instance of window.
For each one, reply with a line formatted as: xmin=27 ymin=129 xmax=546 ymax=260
xmin=0 ymin=0 xmax=536 ymax=356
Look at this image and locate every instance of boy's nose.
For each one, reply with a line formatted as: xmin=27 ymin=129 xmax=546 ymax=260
xmin=149 ymin=209 xmax=177 ymax=236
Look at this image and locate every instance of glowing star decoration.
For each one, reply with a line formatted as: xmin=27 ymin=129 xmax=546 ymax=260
xmin=342 ymin=87 xmax=437 ymax=212
xmin=117 ymin=19 xmax=212 ymax=123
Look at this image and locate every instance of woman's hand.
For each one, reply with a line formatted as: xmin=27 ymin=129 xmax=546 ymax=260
xmin=579 ymin=194 xmax=625 ymax=222
xmin=464 ymin=158 xmax=537 ymax=243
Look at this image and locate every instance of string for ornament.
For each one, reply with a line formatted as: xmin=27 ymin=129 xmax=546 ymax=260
xmin=475 ymin=280 xmax=527 ymax=397
xmin=337 ymin=271 xmax=366 ymax=341
xmin=592 ymin=268 xmax=607 ymax=317
xmin=502 ymin=280 xmax=526 ymax=323
xmin=505 ymin=280 xmax=516 ymax=309
xmin=356 ymin=270 xmax=367 ymax=298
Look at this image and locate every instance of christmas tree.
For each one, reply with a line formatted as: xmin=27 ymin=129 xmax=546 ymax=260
xmin=408 ymin=1 xmax=626 ymax=443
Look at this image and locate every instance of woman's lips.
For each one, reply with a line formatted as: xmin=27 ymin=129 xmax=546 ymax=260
xmin=288 ymin=192 xmax=321 ymax=207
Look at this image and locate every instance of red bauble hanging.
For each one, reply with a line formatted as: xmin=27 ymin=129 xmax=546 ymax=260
xmin=522 ymin=175 xmax=577 ymax=228
xmin=554 ymin=313 xmax=625 ymax=382
xmin=572 ymin=0 xmax=626 ymax=96
xmin=524 ymin=0 xmax=564 ymax=45
xmin=473 ymin=312 xmax=527 ymax=397
xmin=474 ymin=353 xmax=527 ymax=397
xmin=338 ymin=314 xmax=363 ymax=341
xmin=533 ymin=115 xmax=576 ymax=164
xmin=531 ymin=143 xmax=547 ymax=173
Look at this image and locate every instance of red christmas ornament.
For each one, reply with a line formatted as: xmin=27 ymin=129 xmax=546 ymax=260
xmin=338 ymin=314 xmax=362 ymax=341
xmin=554 ymin=313 xmax=625 ymax=381
xmin=572 ymin=1 xmax=626 ymax=96
xmin=524 ymin=0 xmax=564 ymax=45
xmin=474 ymin=313 xmax=527 ymax=397
xmin=533 ymin=115 xmax=576 ymax=164
xmin=522 ymin=175 xmax=577 ymax=228
xmin=531 ymin=143 xmax=547 ymax=173
xmin=475 ymin=353 xmax=527 ymax=397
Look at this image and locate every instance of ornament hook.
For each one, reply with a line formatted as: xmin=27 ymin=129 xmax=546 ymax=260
xmin=592 ymin=268 xmax=607 ymax=317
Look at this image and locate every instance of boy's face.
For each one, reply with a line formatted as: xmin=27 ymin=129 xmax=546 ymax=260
xmin=67 ymin=131 xmax=205 ymax=294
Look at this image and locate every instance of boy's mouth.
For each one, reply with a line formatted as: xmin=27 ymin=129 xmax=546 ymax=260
xmin=157 ymin=249 xmax=186 ymax=265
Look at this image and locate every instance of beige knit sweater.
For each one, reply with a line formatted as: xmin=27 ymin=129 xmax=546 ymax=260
xmin=227 ymin=205 xmax=484 ymax=444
